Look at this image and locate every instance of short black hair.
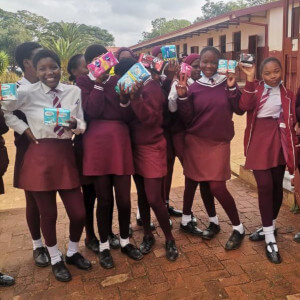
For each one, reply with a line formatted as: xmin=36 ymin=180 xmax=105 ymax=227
xmin=260 ymin=57 xmax=282 ymax=75
xmin=15 ymin=42 xmax=42 ymax=71
xmin=33 ymin=49 xmax=61 ymax=69
xmin=67 ymin=54 xmax=83 ymax=82
xmin=114 ymin=58 xmax=137 ymax=77
xmin=200 ymin=46 xmax=221 ymax=60
xmin=84 ymin=44 xmax=107 ymax=64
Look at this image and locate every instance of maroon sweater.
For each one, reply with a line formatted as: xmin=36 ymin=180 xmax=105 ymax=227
xmin=76 ymin=75 xmax=132 ymax=123
xmin=177 ymin=80 xmax=243 ymax=142
xmin=130 ymin=79 xmax=165 ymax=146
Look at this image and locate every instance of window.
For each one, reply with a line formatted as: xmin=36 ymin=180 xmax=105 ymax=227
xmin=183 ymin=43 xmax=187 ymax=54
xmin=190 ymin=46 xmax=199 ymax=53
xmin=233 ymin=32 xmax=241 ymax=52
xmin=220 ymin=35 xmax=226 ymax=54
xmin=207 ymin=37 xmax=213 ymax=46
xmin=292 ymin=7 xmax=300 ymax=39
xmin=176 ymin=45 xmax=180 ymax=55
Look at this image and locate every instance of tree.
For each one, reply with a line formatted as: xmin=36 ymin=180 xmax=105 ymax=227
xmin=142 ymin=18 xmax=191 ymax=41
xmin=194 ymin=0 xmax=276 ymax=22
xmin=79 ymin=24 xmax=114 ymax=46
xmin=0 ymin=51 xmax=9 ymax=75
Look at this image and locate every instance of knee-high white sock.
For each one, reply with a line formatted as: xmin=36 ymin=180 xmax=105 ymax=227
xmin=273 ymin=219 xmax=276 ymax=230
xmin=99 ymin=240 xmax=110 ymax=252
xmin=66 ymin=240 xmax=79 ymax=257
xmin=32 ymin=238 xmax=44 ymax=250
xmin=181 ymin=214 xmax=192 ymax=226
xmin=232 ymin=223 xmax=244 ymax=234
xmin=47 ymin=244 xmax=62 ymax=265
xmin=264 ymin=226 xmax=278 ymax=252
xmin=209 ymin=216 xmax=219 ymax=225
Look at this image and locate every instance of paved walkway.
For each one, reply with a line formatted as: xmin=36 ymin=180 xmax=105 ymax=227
xmin=1 ymin=178 xmax=300 ymax=299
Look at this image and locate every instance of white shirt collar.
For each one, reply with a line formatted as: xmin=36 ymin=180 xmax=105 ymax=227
xmin=41 ymin=82 xmax=64 ymax=94
xmin=199 ymin=72 xmax=226 ymax=85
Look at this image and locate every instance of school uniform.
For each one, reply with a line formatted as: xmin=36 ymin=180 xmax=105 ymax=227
xmin=177 ymin=74 xmax=243 ymax=227
xmin=0 ymin=110 xmax=9 ymax=194
xmin=2 ymin=81 xmax=86 ymax=247
xmin=239 ymin=80 xmax=297 ymax=228
xmin=128 ymin=78 xmax=173 ymax=241
xmin=76 ymin=74 xmax=133 ymax=244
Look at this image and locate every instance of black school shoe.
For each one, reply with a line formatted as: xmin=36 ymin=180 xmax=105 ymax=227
xmin=99 ymin=249 xmax=114 ymax=269
xmin=51 ymin=261 xmax=72 ymax=282
xmin=121 ymin=243 xmax=143 ymax=261
xmin=202 ymin=222 xmax=221 ymax=240
xmin=33 ymin=247 xmax=50 ymax=267
xmin=108 ymin=233 xmax=120 ymax=249
xmin=0 ymin=273 xmax=15 ymax=287
xmin=168 ymin=205 xmax=183 ymax=217
xmin=249 ymin=227 xmax=278 ymax=242
xmin=85 ymin=238 xmax=99 ymax=253
xmin=294 ymin=232 xmax=300 ymax=243
xmin=191 ymin=213 xmax=198 ymax=226
xmin=265 ymin=242 xmax=282 ymax=264
xmin=165 ymin=240 xmax=178 ymax=261
xmin=65 ymin=252 xmax=92 ymax=270
xmin=136 ymin=218 xmax=156 ymax=231
xmin=180 ymin=221 xmax=203 ymax=236
xmin=225 ymin=230 xmax=245 ymax=250
xmin=139 ymin=235 xmax=156 ymax=254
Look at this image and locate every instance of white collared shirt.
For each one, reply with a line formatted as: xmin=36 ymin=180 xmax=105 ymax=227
xmin=168 ymin=78 xmax=194 ymax=112
xmin=257 ymin=86 xmax=282 ymax=118
xmin=16 ymin=77 xmax=31 ymax=87
xmin=2 ymin=81 xmax=86 ymax=139
xmin=198 ymin=73 xmax=227 ymax=86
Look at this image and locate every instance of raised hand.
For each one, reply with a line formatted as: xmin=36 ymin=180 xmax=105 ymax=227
xmin=227 ymin=73 xmax=236 ymax=88
xmin=130 ymin=81 xmax=143 ymax=101
xmin=239 ymin=63 xmax=256 ymax=82
xmin=118 ymin=83 xmax=130 ymax=104
xmin=175 ymin=72 xmax=188 ymax=98
xmin=165 ymin=60 xmax=179 ymax=80
xmin=65 ymin=117 xmax=77 ymax=130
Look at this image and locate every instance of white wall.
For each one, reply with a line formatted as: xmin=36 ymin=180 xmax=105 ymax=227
xmin=268 ymin=7 xmax=283 ymax=51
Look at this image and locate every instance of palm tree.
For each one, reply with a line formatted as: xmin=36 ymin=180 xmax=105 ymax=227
xmin=0 ymin=51 xmax=9 ymax=76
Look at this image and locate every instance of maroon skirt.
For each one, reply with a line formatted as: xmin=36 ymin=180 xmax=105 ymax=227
xmin=19 ymin=139 xmax=80 ymax=191
xmin=172 ymin=130 xmax=185 ymax=164
xmin=83 ymin=120 xmax=134 ymax=176
xmin=245 ymin=117 xmax=285 ymax=171
xmin=133 ymin=138 xmax=167 ymax=179
xmin=183 ymin=134 xmax=231 ymax=182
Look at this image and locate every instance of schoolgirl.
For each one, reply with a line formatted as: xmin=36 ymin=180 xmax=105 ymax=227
xmin=2 ymin=49 xmax=91 ymax=282
xmin=176 ymin=46 xmax=245 ymax=250
xmin=118 ymin=58 xmax=178 ymax=261
xmin=239 ymin=57 xmax=297 ymax=263
xmin=67 ymin=54 xmax=101 ymax=253
xmin=76 ymin=45 xmax=143 ymax=269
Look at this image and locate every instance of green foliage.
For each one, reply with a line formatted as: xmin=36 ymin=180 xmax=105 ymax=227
xmin=0 ymin=8 xmax=115 ymax=68
xmin=0 ymin=51 xmax=9 ymax=76
xmin=195 ymin=0 xmax=276 ymax=22
xmin=142 ymin=18 xmax=191 ymax=41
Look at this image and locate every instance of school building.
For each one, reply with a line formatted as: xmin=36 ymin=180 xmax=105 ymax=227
xmin=130 ymin=0 xmax=300 ymax=94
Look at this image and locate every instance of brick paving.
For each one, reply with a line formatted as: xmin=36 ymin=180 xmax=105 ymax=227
xmin=2 ymin=116 xmax=300 ymax=299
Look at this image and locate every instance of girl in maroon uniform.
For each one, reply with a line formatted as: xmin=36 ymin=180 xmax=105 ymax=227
xmin=240 ymin=57 xmax=297 ymax=263
xmin=176 ymin=46 xmax=245 ymax=250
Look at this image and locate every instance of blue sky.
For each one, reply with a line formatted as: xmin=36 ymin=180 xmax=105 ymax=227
xmin=0 ymin=0 xmax=210 ymax=46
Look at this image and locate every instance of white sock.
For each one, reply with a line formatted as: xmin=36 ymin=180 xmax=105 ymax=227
xmin=181 ymin=214 xmax=192 ymax=226
xmin=232 ymin=223 xmax=244 ymax=234
xmin=120 ymin=237 xmax=129 ymax=248
xmin=209 ymin=216 xmax=219 ymax=225
xmin=66 ymin=240 xmax=79 ymax=257
xmin=136 ymin=208 xmax=140 ymax=220
xmin=32 ymin=238 xmax=43 ymax=250
xmin=99 ymin=241 xmax=110 ymax=252
xmin=273 ymin=219 xmax=276 ymax=230
xmin=47 ymin=244 xmax=62 ymax=265
xmin=263 ymin=226 xmax=278 ymax=252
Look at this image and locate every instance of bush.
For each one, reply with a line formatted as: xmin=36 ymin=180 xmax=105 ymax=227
xmin=0 ymin=51 xmax=9 ymax=76
xmin=0 ymin=71 xmax=21 ymax=83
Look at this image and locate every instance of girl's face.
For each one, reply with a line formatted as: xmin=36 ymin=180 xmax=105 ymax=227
xmin=190 ymin=58 xmax=201 ymax=81
xmin=72 ymin=56 xmax=89 ymax=78
xmin=200 ymin=51 xmax=218 ymax=78
xmin=36 ymin=57 xmax=61 ymax=88
xmin=261 ymin=61 xmax=282 ymax=87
